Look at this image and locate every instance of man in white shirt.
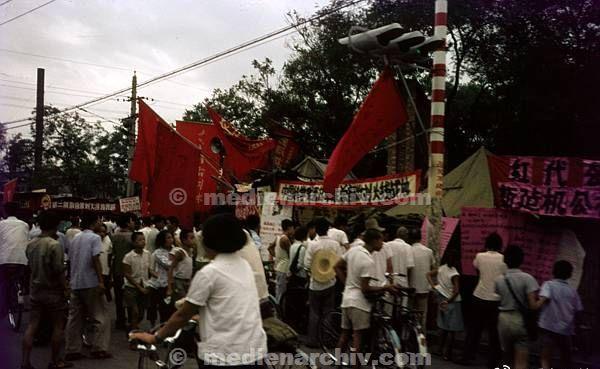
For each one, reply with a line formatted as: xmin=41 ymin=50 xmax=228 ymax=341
xmin=97 ymin=223 xmax=113 ymax=302
xmin=123 ymin=232 xmax=153 ymax=330
xmin=408 ymin=229 xmax=435 ymax=329
xmin=328 ymin=216 xmax=350 ymax=251
xmin=334 ymin=229 xmax=400 ymax=354
xmin=139 ymin=216 xmax=153 ymax=249
xmin=386 ymin=227 xmax=415 ymax=287
xmin=304 ymin=217 xmax=342 ymax=347
xmin=0 ymin=202 xmax=29 ymax=316
xmin=130 ymin=214 xmax=267 ymax=366
xmin=458 ymin=232 xmax=506 ymax=366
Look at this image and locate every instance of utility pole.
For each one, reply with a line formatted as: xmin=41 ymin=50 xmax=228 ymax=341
xmin=427 ymin=0 xmax=448 ymax=261
xmin=33 ymin=68 xmax=44 ymax=188
xmin=126 ymin=71 xmax=137 ymax=197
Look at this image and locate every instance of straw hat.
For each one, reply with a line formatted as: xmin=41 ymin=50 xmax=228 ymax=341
xmin=365 ymin=217 xmax=385 ymax=232
xmin=311 ymin=249 xmax=340 ymax=283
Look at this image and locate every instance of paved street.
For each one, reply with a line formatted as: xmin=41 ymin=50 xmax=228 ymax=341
xmin=1 ymin=305 xmax=486 ymax=369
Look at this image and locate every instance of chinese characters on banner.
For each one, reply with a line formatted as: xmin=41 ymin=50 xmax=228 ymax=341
xmin=277 ymin=172 xmax=420 ymax=207
xmin=260 ymin=192 xmax=293 ymax=260
xmin=119 ymin=197 xmax=141 ymax=213
xmin=460 ymin=207 xmax=560 ymax=282
xmin=50 ymin=200 xmax=117 ymax=212
xmin=488 ymin=156 xmax=600 ymax=219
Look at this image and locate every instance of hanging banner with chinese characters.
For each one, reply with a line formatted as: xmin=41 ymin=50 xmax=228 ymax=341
xmin=488 ymin=156 xmax=600 ymax=219
xmin=277 ymin=171 xmax=420 ymax=207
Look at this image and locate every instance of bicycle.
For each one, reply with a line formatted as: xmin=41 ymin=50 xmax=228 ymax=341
xmin=318 ymin=287 xmax=428 ymax=369
xmin=7 ymin=276 xmax=24 ymax=332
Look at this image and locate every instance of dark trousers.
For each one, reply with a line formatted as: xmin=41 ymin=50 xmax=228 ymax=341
xmin=102 ymin=275 xmax=112 ymax=302
xmin=307 ymin=286 xmax=335 ymax=345
xmin=463 ymin=297 xmax=501 ymax=367
xmin=112 ymin=274 xmax=126 ymax=327
xmin=147 ymin=287 xmax=173 ymax=324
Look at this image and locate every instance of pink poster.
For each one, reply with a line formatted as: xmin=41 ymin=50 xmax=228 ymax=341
xmin=421 ymin=217 xmax=459 ymax=257
xmin=460 ymin=207 xmax=560 ymax=282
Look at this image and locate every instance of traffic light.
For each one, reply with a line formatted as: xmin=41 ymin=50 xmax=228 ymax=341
xmin=339 ymin=23 xmax=444 ymax=62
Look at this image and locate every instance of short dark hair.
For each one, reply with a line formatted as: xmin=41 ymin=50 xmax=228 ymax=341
xmin=553 ymin=260 xmax=573 ymax=280
xmin=485 ymin=232 xmax=503 ymax=251
xmin=333 ymin=216 xmax=347 ymax=228
xmin=441 ymin=249 xmax=460 ymax=269
xmin=167 ymin=216 xmax=180 ymax=226
xmin=155 ymin=230 xmax=172 ymax=249
xmin=306 ymin=220 xmax=316 ymax=229
xmin=202 ymin=214 xmax=246 ymax=253
xmin=363 ymin=229 xmax=383 ymax=244
xmin=131 ymin=231 xmax=144 ymax=243
xmin=180 ymin=229 xmax=195 ymax=242
xmin=142 ymin=216 xmax=153 ymax=226
xmin=409 ymin=228 xmax=422 ymax=244
xmin=504 ymin=245 xmax=524 ymax=268
xmin=246 ymin=215 xmax=260 ymax=230
xmin=3 ymin=202 xmax=18 ymax=217
xmin=117 ymin=213 xmax=134 ymax=228
xmin=294 ymin=226 xmax=308 ymax=242
xmin=38 ymin=210 xmax=60 ymax=232
xmin=314 ymin=217 xmax=330 ymax=236
xmin=81 ymin=212 xmax=99 ymax=229
xmin=152 ymin=215 xmax=164 ymax=224
xmin=281 ymin=219 xmax=294 ymax=231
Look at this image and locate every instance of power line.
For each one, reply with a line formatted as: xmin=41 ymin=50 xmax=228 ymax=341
xmin=2 ymin=0 xmax=368 ymax=128
xmin=0 ymin=0 xmax=14 ymax=7
xmin=0 ymin=48 xmax=134 ymax=72
xmin=0 ymin=0 xmax=59 ymax=27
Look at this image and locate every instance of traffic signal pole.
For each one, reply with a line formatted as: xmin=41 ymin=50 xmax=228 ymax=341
xmin=427 ymin=0 xmax=448 ymax=261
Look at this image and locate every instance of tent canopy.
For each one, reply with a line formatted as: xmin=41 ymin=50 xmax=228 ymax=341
xmin=292 ymin=156 xmax=356 ymax=181
xmin=386 ymin=147 xmax=495 ymax=217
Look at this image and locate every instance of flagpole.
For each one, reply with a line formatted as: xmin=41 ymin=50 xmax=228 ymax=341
xmin=427 ymin=0 xmax=448 ymax=261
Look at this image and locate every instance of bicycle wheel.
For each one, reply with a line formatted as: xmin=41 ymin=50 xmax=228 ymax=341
xmin=318 ymin=310 xmax=342 ymax=357
xmin=7 ymin=281 xmax=23 ymax=332
xmin=370 ymin=323 xmax=403 ymax=369
xmin=279 ymin=288 xmax=308 ymax=333
xmin=398 ymin=323 xmax=428 ymax=369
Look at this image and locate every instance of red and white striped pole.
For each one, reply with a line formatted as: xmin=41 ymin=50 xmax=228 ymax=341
xmin=427 ymin=0 xmax=448 ymax=258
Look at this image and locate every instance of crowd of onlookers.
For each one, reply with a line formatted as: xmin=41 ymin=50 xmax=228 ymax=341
xmin=0 ymin=202 xmax=584 ymax=369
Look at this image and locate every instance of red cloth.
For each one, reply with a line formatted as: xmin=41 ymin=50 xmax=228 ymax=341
xmin=323 ymin=68 xmax=408 ymax=193
xmin=269 ymin=124 xmax=301 ymax=169
xmin=2 ymin=178 xmax=17 ymax=204
xmin=129 ymin=101 xmax=201 ymax=227
xmin=206 ymin=107 xmax=276 ymax=181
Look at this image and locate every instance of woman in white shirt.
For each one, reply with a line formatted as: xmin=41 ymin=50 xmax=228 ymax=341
xmin=427 ymin=249 xmax=464 ymax=361
xmin=147 ymin=230 xmax=174 ymax=324
xmin=130 ymin=214 xmax=267 ymax=368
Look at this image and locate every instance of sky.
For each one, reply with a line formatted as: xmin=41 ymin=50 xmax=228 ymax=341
xmin=0 ymin=0 xmax=335 ymax=138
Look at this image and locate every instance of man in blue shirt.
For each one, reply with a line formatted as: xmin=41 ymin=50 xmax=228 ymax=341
xmin=65 ymin=212 xmax=112 ymax=360
xmin=535 ymin=260 xmax=583 ymax=369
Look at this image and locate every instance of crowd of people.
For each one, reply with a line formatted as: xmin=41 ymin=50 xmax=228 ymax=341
xmin=0 ymin=202 xmax=584 ymax=369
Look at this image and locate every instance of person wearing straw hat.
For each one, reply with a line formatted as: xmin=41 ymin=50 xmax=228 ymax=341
xmin=334 ymin=228 xmax=401 ymax=356
xmin=303 ymin=217 xmax=342 ymax=347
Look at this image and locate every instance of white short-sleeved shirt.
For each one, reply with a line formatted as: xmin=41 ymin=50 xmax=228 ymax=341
xmin=409 ymin=243 xmax=435 ymax=294
xmin=69 ymin=230 xmax=103 ymax=290
xmin=99 ymin=236 xmax=113 ymax=276
xmin=237 ymin=231 xmax=269 ymax=300
xmin=0 ymin=216 xmax=30 ymax=265
xmin=385 ymin=238 xmax=415 ymax=287
xmin=170 ymin=247 xmax=193 ymax=280
xmin=341 ymin=246 xmax=375 ymax=312
xmin=436 ymin=264 xmax=461 ymax=301
xmin=122 ymin=249 xmax=152 ymax=288
xmin=304 ymin=235 xmax=342 ymax=291
xmin=371 ymin=244 xmax=393 ymax=287
xmin=473 ymin=251 xmax=507 ymax=301
xmin=185 ymin=253 xmax=267 ymax=365
xmin=328 ymin=227 xmax=349 ymax=252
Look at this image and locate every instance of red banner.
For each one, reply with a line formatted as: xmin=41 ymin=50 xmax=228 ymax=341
xmin=323 ymin=68 xmax=408 ymax=193
xmin=488 ymin=155 xmax=600 ymax=219
xmin=206 ymin=107 xmax=276 ymax=182
xmin=3 ymin=178 xmax=17 ymax=204
xmin=130 ymin=102 xmax=204 ymax=227
xmin=269 ymin=124 xmax=301 ymax=169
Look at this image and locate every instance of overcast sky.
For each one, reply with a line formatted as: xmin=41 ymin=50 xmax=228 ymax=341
xmin=0 ymin=0 xmax=335 ymax=137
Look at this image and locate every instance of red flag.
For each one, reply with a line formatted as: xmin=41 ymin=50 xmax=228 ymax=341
xmin=129 ymin=101 xmax=202 ymax=227
xmin=268 ymin=123 xmax=301 ymax=169
xmin=323 ymin=68 xmax=408 ymax=193
xmin=206 ymin=107 xmax=276 ymax=181
xmin=3 ymin=178 xmax=17 ymax=204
